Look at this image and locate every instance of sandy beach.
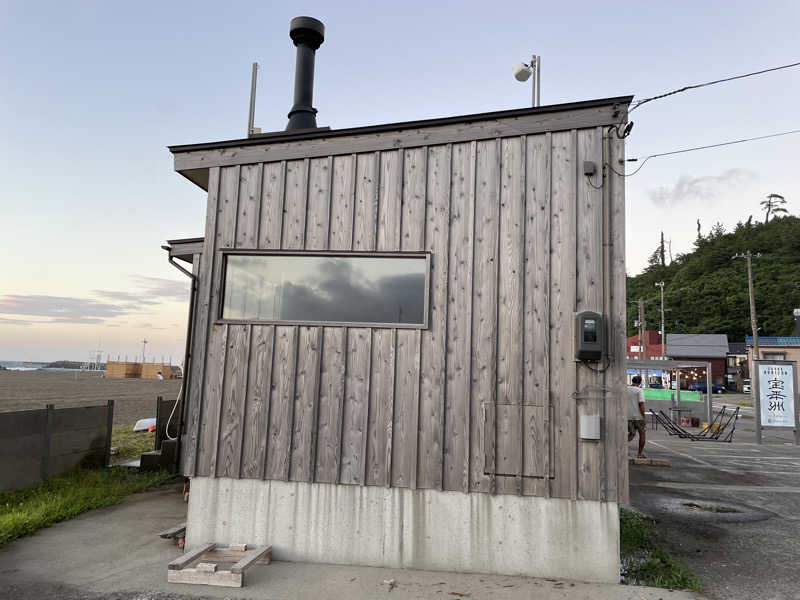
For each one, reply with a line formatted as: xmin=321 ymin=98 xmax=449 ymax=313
xmin=0 ymin=370 xmax=182 ymax=426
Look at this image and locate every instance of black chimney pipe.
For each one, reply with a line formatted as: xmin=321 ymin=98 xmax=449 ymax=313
xmin=286 ymin=16 xmax=325 ymax=131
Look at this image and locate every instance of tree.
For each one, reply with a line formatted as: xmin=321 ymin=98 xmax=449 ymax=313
xmin=659 ymin=231 xmax=666 ymax=266
xmin=761 ymin=193 xmax=787 ymax=223
xmin=710 ymin=222 xmax=726 ymax=239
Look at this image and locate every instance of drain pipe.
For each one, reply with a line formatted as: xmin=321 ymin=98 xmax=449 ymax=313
xmin=162 ymin=246 xmax=198 ymax=474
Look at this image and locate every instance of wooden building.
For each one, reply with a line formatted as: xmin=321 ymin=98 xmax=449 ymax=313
xmin=164 ymin=18 xmax=630 ymax=583
xmin=105 ymin=360 xmax=180 ymax=379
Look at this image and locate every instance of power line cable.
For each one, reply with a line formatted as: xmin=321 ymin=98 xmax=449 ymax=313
xmin=608 ymin=128 xmax=800 ymax=177
xmin=630 ymin=61 xmax=800 ymax=112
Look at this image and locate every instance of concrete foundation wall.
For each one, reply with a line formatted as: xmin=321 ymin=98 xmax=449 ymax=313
xmin=186 ymin=477 xmax=620 ymax=583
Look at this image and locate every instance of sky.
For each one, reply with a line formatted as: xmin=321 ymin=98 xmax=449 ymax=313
xmin=0 ymin=0 xmax=798 ymax=362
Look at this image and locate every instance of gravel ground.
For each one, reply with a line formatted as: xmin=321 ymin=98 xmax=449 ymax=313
xmin=0 ymin=370 xmax=182 ymax=426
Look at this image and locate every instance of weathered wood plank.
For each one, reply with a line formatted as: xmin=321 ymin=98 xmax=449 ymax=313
xmin=305 ymin=157 xmax=332 ymax=250
xmin=281 ymin=159 xmax=309 ymax=250
xmin=352 ymin=152 xmax=379 ymax=251
xmin=168 ymin=543 xmax=217 ymax=570
xmin=241 ymin=325 xmax=274 ymax=478
xmin=443 ymin=141 xmax=476 ymax=492
xmin=401 ymin=148 xmax=427 ymax=253
xmin=198 ymin=165 xmax=239 ymax=476
xmin=265 ymin=326 xmax=298 ymax=480
xmin=236 ymin=164 xmax=262 ymax=247
xmin=469 ymin=139 xmax=500 ymax=494
xmin=167 ymin=569 xmax=241 ymax=588
xmin=199 ymin=324 xmax=227 ymax=476
xmin=173 ymin=104 xmax=624 ymax=173
xmin=549 ymin=130 xmax=578 ymax=500
xmin=366 ymin=329 xmax=395 ymax=486
xmin=601 ymin=128 xmax=617 ymax=502
xmin=315 ymin=327 xmax=347 ymax=483
xmin=339 ymin=328 xmax=371 ymax=484
xmin=230 ymin=545 xmax=272 ymax=574
xmin=523 ymin=133 xmax=552 ymax=496
xmin=610 ymin=134 xmax=628 ymax=504
xmin=217 ymin=324 xmax=249 ymax=477
xmin=290 ymin=326 xmax=322 ymax=481
xmin=328 ymin=154 xmax=356 ymax=251
xmin=259 ymin=161 xmax=286 ymax=249
xmin=576 ymin=127 xmax=604 ymax=501
xmin=377 ymin=150 xmax=402 ymax=251
xmin=391 ymin=147 xmax=427 ymax=488
xmin=360 ymin=149 xmax=403 ymax=487
xmin=184 ymin=167 xmax=220 ymax=476
xmin=391 ymin=329 xmax=421 ymax=487
xmin=495 ymin=137 xmax=524 ymax=495
xmin=417 ymin=144 xmax=451 ymax=490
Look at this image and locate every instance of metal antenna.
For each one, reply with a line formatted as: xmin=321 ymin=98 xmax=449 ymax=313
xmin=140 ymin=339 xmax=148 ymax=364
xmin=248 ymin=62 xmax=260 ymax=136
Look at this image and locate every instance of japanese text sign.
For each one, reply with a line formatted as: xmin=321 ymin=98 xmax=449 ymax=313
xmin=758 ymin=363 xmax=796 ymax=428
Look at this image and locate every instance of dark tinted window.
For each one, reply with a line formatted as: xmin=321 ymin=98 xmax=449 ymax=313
xmin=222 ymin=254 xmax=428 ymax=326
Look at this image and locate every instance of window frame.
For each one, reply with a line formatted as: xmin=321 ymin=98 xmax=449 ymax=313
xmin=216 ymin=249 xmax=432 ymax=329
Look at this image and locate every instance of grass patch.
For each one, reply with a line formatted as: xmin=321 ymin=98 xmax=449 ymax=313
xmin=737 ymin=400 xmax=753 ymax=407
xmin=0 ymin=467 xmax=174 ymax=548
xmin=112 ymin=424 xmax=155 ymax=460
xmin=620 ymin=508 xmax=702 ymax=591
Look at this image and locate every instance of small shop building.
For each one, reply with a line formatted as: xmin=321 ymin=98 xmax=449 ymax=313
xmin=163 ymin=16 xmax=631 ymax=583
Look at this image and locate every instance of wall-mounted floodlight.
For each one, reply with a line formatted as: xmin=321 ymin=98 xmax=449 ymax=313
xmin=513 ymin=62 xmax=533 ymax=81
xmin=513 ymin=55 xmax=541 ymax=107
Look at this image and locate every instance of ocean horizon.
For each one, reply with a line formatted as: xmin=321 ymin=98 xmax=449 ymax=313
xmin=0 ymin=360 xmax=86 ymax=372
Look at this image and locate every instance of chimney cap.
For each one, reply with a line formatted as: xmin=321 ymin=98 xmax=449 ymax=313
xmin=289 ymin=16 xmax=325 ymax=49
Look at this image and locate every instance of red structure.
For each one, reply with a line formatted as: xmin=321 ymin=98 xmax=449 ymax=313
xmin=626 ymin=330 xmax=662 ymax=359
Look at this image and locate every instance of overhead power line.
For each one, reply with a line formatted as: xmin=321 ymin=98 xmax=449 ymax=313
xmin=609 ymin=128 xmax=800 ymax=177
xmin=630 ymin=60 xmax=800 ymax=112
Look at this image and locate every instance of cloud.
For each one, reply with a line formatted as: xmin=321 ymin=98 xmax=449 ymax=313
xmin=134 ymin=322 xmax=166 ymax=330
xmin=0 ymin=275 xmax=189 ymax=327
xmin=0 ymin=316 xmax=34 ymax=326
xmin=93 ymin=289 xmax=160 ymax=306
xmin=131 ymin=276 xmax=189 ymax=302
xmin=0 ymin=295 xmax=127 ymax=324
xmin=648 ymin=168 xmax=756 ymax=206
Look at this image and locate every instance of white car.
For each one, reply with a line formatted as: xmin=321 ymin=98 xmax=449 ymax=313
xmin=742 ymin=379 xmax=751 ymax=394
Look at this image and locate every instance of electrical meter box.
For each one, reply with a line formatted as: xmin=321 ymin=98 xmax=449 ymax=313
xmin=575 ymin=311 xmax=604 ymax=361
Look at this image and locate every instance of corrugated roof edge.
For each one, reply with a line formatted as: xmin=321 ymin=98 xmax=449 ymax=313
xmin=167 ymin=95 xmax=633 ymax=154
xmin=746 ymin=336 xmax=800 ymax=347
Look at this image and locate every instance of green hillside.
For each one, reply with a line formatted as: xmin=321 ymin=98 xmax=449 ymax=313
xmin=627 ymin=216 xmax=800 ymax=341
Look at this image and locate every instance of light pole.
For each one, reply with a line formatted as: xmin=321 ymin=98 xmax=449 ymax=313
xmin=513 ymin=55 xmax=541 ymax=107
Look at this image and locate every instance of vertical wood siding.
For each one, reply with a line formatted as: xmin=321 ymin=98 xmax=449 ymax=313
xmin=185 ymin=128 xmax=626 ymax=502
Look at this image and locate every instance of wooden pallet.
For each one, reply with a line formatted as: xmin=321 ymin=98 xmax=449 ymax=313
xmin=159 ymin=522 xmax=186 ymax=545
xmin=167 ymin=543 xmax=271 ymax=587
xmin=629 ymin=457 xmax=670 ymax=467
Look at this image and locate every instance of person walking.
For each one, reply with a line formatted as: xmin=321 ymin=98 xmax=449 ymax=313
xmin=627 ymin=375 xmax=646 ymax=458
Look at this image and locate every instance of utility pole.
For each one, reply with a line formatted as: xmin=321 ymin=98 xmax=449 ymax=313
xmin=733 ymin=252 xmax=761 ymax=364
xmin=638 ymin=298 xmax=648 ymax=361
xmin=140 ymin=339 xmax=148 ymax=364
xmin=655 ymin=282 xmax=665 ymax=356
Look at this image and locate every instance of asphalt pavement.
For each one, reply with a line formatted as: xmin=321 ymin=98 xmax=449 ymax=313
xmin=631 ymin=393 xmax=800 ymax=600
